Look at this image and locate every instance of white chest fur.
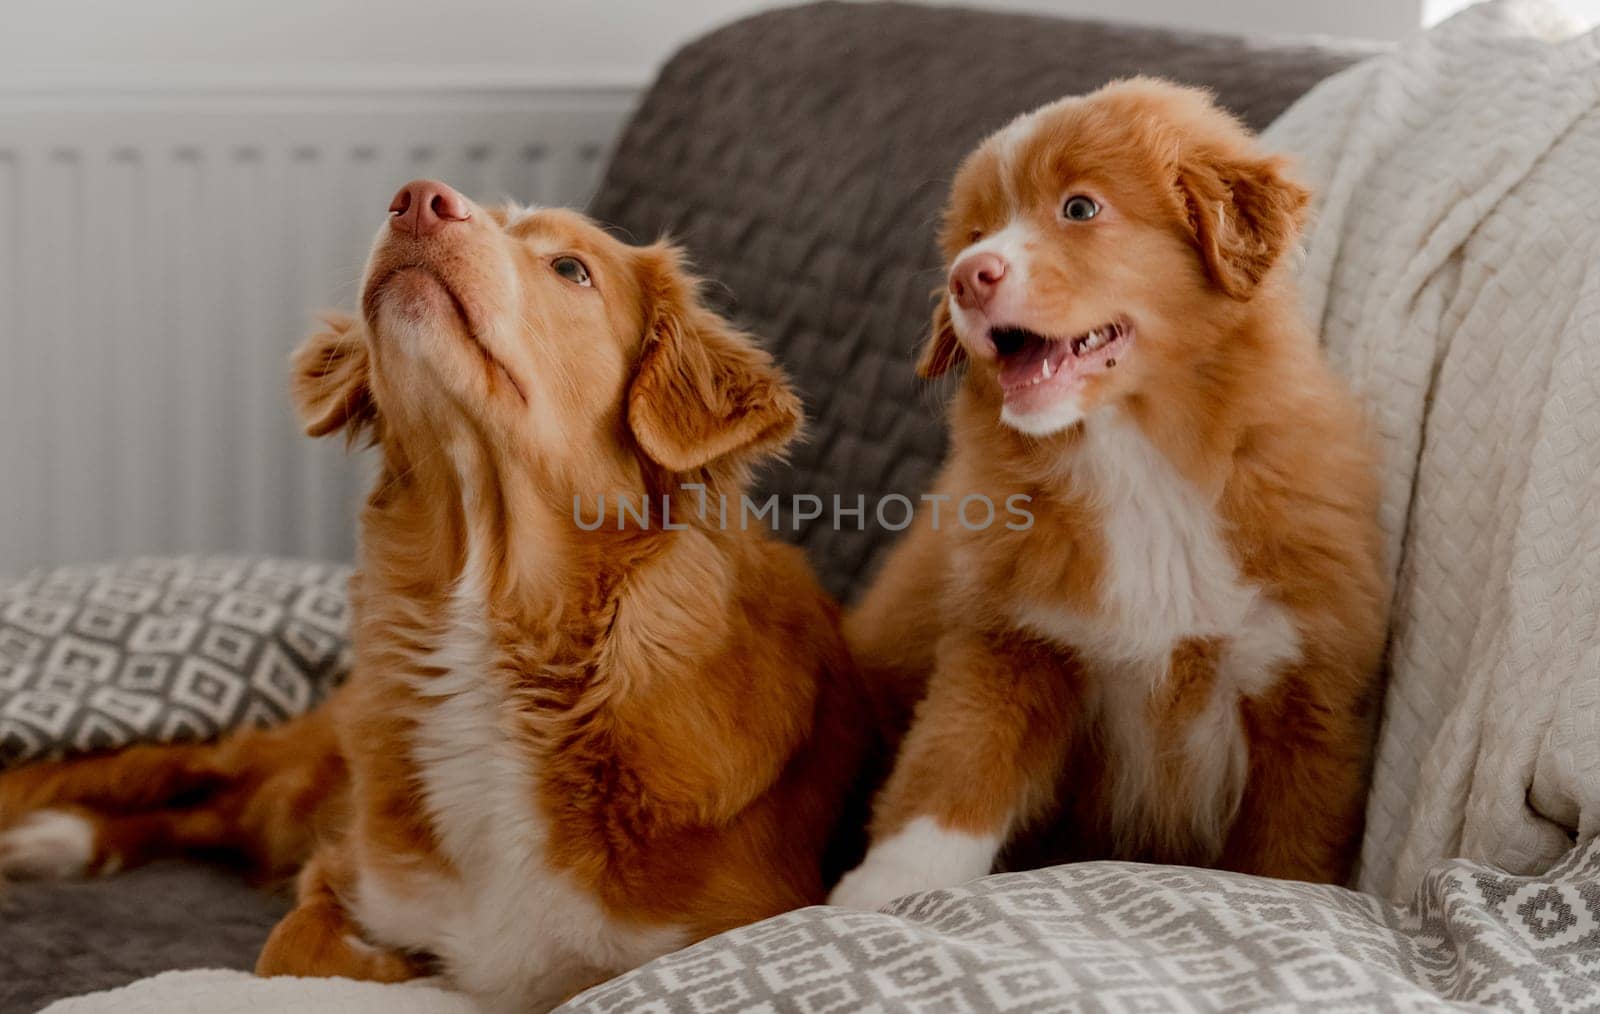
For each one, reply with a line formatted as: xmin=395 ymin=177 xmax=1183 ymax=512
xmin=351 ymin=551 xmax=684 ymax=1013
xmin=1014 ymin=413 xmax=1301 ymax=859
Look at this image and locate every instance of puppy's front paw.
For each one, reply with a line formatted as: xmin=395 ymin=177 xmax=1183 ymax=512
xmin=828 ymin=816 xmax=1002 ymax=911
xmin=828 ymin=857 xmax=935 ymax=912
xmin=0 ymin=809 xmax=96 ymax=880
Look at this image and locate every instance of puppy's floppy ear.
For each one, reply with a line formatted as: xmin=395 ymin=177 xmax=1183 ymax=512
xmin=916 ymin=288 xmax=965 ymax=379
xmin=628 ymin=244 xmax=802 ymax=473
xmin=291 ymin=313 xmax=376 ymax=442
xmin=1177 ymin=149 xmax=1310 ymax=299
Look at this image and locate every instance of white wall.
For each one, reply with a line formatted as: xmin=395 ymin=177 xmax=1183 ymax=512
xmin=2 ymin=0 xmax=1422 ymax=93
xmin=2 ymin=0 xmax=1429 ymax=574
xmin=0 ymin=0 xmax=777 ymax=88
xmin=945 ymin=0 xmax=1420 ymax=41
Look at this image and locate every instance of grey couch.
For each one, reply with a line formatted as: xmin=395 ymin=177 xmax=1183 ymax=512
xmin=0 ymin=5 xmax=1371 ymax=1011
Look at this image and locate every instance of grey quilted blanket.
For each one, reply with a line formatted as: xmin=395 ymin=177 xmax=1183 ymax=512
xmin=564 ymin=840 xmax=1600 ymax=1012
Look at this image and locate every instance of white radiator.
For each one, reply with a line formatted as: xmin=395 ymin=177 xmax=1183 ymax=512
xmin=0 ymin=79 xmax=638 ymax=574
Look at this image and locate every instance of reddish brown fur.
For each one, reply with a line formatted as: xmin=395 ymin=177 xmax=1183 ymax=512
xmin=0 ymin=195 xmax=871 ymax=1000
xmin=0 ymin=701 xmax=347 ymax=881
xmin=849 ymin=79 xmax=1388 ymax=885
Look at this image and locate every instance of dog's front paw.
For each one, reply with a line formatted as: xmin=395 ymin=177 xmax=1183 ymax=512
xmin=829 ymin=817 xmax=1002 ymax=911
xmin=0 ymin=809 xmax=96 ymax=880
xmin=828 ymin=857 xmax=936 ymax=912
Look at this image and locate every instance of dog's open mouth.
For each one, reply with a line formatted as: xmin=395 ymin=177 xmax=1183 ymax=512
xmin=990 ymin=319 xmax=1130 ymax=395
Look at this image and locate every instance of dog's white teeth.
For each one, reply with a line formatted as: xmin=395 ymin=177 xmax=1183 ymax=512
xmin=1041 ymin=359 xmax=1053 ymax=380
xmin=1080 ymin=328 xmax=1109 ymax=353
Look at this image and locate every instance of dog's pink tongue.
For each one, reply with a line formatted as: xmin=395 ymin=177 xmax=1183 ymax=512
xmin=998 ymin=339 xmax=1069 ymax=392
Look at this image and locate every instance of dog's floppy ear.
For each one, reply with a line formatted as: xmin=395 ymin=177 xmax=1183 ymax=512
xmin=1177 ymin=149 xmax=1309 ymax=300
xmin=291 ymin=313 xmax=376 ymax=442
xmin=916 ymin=288 xmax=965 ymax=379
xmin=628 ymin=244 xmax=802 ymax=474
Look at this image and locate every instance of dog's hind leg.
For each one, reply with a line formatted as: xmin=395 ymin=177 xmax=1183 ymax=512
xmin=0 ymin=690 xmax=349 ymax=881
xmin=0 ymin=804 xmax=232 ymax=879
xmin=1 ymin=739 xmax=236 ymax=819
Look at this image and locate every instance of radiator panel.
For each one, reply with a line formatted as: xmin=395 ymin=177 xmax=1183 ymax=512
xmin=0 ymin=87 xmax=636 ymax=573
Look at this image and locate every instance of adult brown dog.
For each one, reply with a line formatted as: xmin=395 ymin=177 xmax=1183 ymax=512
xmin=0 ymin=181 xmax=870 ymax=1011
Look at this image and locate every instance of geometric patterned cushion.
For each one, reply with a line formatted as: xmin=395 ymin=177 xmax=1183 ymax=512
xmin=0 ymin=557 xmax=351 ymax=768
xmin=564 ymin=838 xmax=1600 ymax=1013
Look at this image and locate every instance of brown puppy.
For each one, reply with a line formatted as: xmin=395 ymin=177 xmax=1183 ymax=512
xmin=831 ymin=79 xmax=1387 ymax=910
xmin=0 ymin=181 xmax=870 ymax=1011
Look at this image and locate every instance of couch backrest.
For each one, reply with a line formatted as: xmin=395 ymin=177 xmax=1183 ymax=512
xmin=590 ymin=1 xmax=1375 ymax=601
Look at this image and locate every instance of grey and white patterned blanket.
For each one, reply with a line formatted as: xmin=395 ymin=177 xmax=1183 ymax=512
xmin=564 ymin=840 xmax=1600 ymax=1012
xmin=48 ymin=840 xmax=1600 ymax=1013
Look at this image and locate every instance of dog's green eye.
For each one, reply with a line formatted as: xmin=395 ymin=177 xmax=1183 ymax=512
xmin=1062 ymin=195 xmax=1100 ymax=222
xmin=552 ymin=256 xmax=591 ymax=286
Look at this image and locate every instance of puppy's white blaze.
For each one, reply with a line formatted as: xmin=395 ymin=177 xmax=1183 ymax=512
xmin=992 ymin=102 xmax=1058 ymax=206
xmin=829 ymin=817 xmax=999 ymax=912
xmin=947 ymin=218 xmax=1041 ymax=359
xmin=954 ymin=220 xmax=1034 ymax=290
xmin=353 ymin=520 xmax=684 ymax=1012
xmin=0 ymin=810 xmax=95 ymax=880
xmin=1010 ymin=412 xmax=1304 ymax=859
xmin=997 ymin=125 xmax=1026 ymax=206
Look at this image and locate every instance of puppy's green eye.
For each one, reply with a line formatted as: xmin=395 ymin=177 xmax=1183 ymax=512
xmin=1062 ymin=195 xmax=1100 ymax=222
xmin=552 ymin=256 xmax=591 ymax=286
